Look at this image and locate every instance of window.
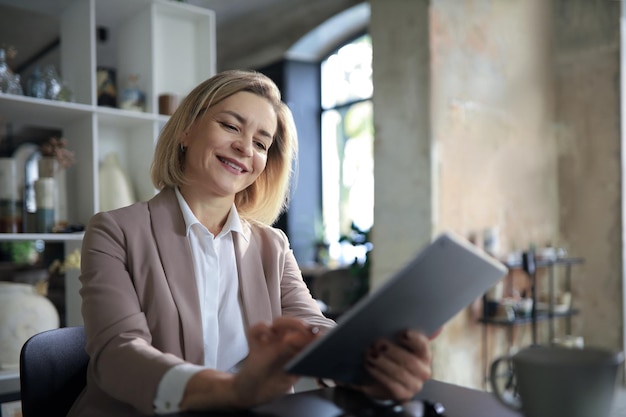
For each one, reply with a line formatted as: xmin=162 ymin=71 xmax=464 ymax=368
xmin=320 ymin=34 xmax=373 ymax=265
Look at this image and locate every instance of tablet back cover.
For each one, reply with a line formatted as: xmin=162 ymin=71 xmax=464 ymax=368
xmin=285 ymin=232 xmax=508 ymax=384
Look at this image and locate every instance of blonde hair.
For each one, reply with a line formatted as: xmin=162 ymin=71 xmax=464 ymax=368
xmin=151 ymin=70 xmax=298 ymax=225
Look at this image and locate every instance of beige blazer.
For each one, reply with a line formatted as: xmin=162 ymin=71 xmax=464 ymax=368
xmin=67 ymin=187 xmax=334 ymax=417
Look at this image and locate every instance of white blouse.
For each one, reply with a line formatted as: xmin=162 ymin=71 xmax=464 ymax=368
xmin=153 ymin=188 xmax=248 ymax=414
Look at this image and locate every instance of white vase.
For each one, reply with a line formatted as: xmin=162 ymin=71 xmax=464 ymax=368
xmin=99 ymin=152 xmax=136 ymax=211
xmin=0 ymin=282 xmax=59 ymax=370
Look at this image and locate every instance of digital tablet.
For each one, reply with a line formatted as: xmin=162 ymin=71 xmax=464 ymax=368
xmin=285 ymin=232 xmax=508 ymax=384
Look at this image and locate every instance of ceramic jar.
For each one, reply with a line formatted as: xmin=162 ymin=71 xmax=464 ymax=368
xmin=0 ymin=281 xmax=59 ymax=369
xmin=158 ymin=93 xmax=179 ymax=115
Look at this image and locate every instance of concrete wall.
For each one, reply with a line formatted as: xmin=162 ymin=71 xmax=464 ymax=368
xmin=553 ymin=0 xmax=622 ymax=357
xmin=369 ymin=0 xmax=622 ymax=389
xmin=370 ymin=0 xmax=434 ymax=290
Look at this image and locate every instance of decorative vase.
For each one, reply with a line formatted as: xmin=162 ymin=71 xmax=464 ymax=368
xmin=34 ymin=177 xmax=56 ymax=233
xmin=0 ymin=281 xmax=59 ymax=370
xmin=38 ymin=157 xmax=57 ymax=178
xmin=99 ymin=152 xmax=136 ymax=211
xmin=38 ymin=157 xmax=67 ymax=226
xmin=0 ymin=157 xmax=22 ymax=233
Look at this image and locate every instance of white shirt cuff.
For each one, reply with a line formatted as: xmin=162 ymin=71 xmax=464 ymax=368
xmin=153 ymin=363 xmax=206 ymax=414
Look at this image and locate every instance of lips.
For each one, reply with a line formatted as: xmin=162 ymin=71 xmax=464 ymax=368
xmin=218 ymin=156 xmax=247 ymax=172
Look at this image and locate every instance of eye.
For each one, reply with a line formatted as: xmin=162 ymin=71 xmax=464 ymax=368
xmin=219 ymin=121 xmax=238 ymax=132
xmin=254 ymin=140 xmax=268 ymax=152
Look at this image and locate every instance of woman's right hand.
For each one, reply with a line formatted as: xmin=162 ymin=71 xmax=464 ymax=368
xmin=232 ymin=317 xmax=320 ymax=407
xmin=180 ymin=317 xmax=319 ymax=411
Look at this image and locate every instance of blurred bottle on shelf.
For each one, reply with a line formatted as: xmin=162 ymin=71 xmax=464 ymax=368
xmin=483 ymin=227 xmax=500 ymax=257
xmin=42 ymin=64 xmax=62 ymax=100
xmin=8 ymin=73 xmax=23 ymax=95
xmin=0 ymin=48 xmax=9 ymax=93
xmin=0 ymin=157 xmax=22 ymax=233
xmin=0 ymin=48 xmax=22 ymax=95
xmin=97 ymin=67 xmax=117 ymax=107
xmin=26 ymin=66 xmax=47 ymax=98
xmin=119 ymin=73 xmax=146 ymax=112
xmin=34 ymin=176 xmax=55 ymax=233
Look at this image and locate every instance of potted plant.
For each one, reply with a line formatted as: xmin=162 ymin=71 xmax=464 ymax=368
xmin=339 ymin=222 xmax=372 ymax=305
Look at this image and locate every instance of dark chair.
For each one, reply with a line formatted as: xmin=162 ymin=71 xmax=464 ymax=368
xmin=19 ymin=326 xmax=89 ymax=417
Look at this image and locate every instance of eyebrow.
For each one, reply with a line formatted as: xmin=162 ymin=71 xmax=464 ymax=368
xmin=222 ymin=110 xmax=274 ymax=141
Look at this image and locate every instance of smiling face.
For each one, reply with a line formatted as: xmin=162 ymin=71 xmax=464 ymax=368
xmin=180 ymin=91 xmax=277 ymax=201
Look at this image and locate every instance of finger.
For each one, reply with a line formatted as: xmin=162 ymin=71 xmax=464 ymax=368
xmin=365 ymin=341 xmax=432 ymax=395
xmin=364 ymin=363 xmax=421 ymax=403
xmin=282 ymin=330 xmax=315 ymax=347
xmin=247 ymin=321 xmax=274 ymax=346
xmin=396 ymin=330 xmax=432 ymax=361
xmin=271 ymin=316 xmax=316 ymax=336
xmin=365 ymin=355 xmax=427 ymax=402
xmin=368 ymin=341 xmax=432 ymax=381
xmin=271 ymin=317 xmax=320 ymax=348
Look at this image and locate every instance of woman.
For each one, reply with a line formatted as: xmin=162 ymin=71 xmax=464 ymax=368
xmin=68 ymin=70 xmax=434 ymax=417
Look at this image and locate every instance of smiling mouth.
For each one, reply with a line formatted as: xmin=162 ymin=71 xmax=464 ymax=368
xmin=218 ymin=156 xmax=246 ymax=172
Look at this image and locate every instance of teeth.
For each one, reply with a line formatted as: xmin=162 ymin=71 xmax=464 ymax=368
xmin=221 ymin=157 xmax=243 ymax=172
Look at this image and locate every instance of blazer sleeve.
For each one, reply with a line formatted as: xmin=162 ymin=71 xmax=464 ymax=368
xmin=272 ymin=229 xmax=336 ymax=331
xmin=80 ymin=210 xmax=186 ymax=415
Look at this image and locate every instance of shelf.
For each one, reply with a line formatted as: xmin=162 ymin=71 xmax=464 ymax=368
xmin=480 ymin=252 xmax=583 ymax=389
xmin=0 ymin=0 xmax=216 ymax=327
xmin=0 ymin=233 xmax=84 ymax=242
xmin=503 ymin=256 xmax=584 ymax=270
xmin=0 ymin=0 xmax=74 ymax=15
xmin=0 ymin=92 xmax=165 ymax=129
xmin=1 ymin=0 xmax=154 ymax=33
xmin=95 ymin=0 xmax=153 ymax=28
xmin=96 ymin=106 xmax=163 ymax=126
xmin=152 ymin=0 xmax=216 ymax=102
xmin=0 ymin=0 xmax=216 ymax=224
xmin=479 ymin=308 xmax=580 ymax=327
xmin=0 ymin=94 xmax=92 ymax=129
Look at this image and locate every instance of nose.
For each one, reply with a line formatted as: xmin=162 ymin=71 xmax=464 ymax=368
xmin=232 ymin=135 xmax=253 ymax=157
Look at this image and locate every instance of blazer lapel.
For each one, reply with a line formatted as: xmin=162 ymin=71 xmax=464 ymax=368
xmin=234 ymin=225 xmax=274 ymax=328
xmin=148 ymin=188 xmax=204 ymax=364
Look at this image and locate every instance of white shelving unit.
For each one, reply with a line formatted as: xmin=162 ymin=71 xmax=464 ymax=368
xmin=0 ymin=0 xmax=216 ymax=326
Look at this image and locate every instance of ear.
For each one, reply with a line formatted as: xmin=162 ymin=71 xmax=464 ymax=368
xmin=180 ymin=131 xmax=189 ymax=147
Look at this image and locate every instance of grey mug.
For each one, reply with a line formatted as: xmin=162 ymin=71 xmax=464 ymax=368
xmin=489 ymin=345 xmax=623 ymax=417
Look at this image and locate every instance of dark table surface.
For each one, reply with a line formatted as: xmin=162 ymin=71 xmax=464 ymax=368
xmin=168 ymin=379 xmax=522 ymax=417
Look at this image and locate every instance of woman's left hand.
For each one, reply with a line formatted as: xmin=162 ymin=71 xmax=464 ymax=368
xmin=355 ymin=329 xmax=434 ymax=403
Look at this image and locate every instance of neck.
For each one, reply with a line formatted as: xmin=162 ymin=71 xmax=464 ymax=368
xmin=178 ymin=186 xmax=233 ymax=235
